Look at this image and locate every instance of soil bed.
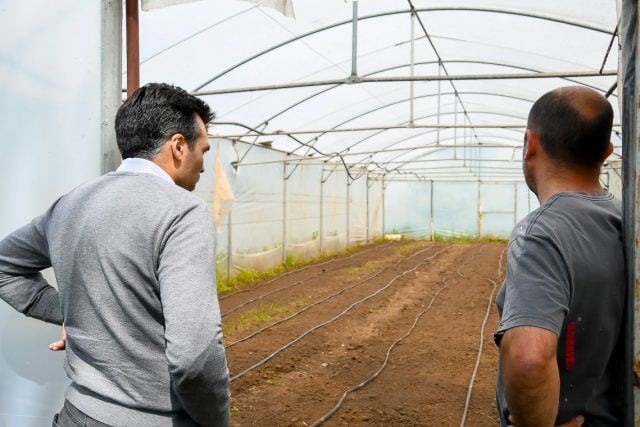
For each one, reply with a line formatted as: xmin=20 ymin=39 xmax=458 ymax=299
xmin=222 ymin=240 xmax=506 ymax=426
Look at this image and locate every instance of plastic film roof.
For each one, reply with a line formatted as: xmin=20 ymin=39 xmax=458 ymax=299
xmin=131 ymin=0 xmax=620 ymax=181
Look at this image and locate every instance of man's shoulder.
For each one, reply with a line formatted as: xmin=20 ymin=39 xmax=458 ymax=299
xmin=516 ymin=192 xmax=619 ymax=234
xmin=59 ymin=173 xmax=208 ymax=217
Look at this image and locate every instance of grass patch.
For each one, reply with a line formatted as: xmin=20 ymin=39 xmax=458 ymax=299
xmin=217 ymin=242 xmax=384 ymax=295
xmin=217 ymin=263 xmax=291 ymax=295
xmin=345 ymin=259 xmax=383 ymax=276
xmin=393 ymin=238 xmax=425 ymax=256
xmin=223 ymin=299 xmax=306 ymax=335
xmin=432 ymin=233 xmax=508 ymax=244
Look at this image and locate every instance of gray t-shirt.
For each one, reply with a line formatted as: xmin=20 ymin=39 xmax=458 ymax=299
xmin=495 ymin=191 xmax=624 ymax=426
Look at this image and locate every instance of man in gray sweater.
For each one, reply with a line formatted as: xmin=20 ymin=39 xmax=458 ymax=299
xmin=0 ymin=83 xmax=230 ymax=426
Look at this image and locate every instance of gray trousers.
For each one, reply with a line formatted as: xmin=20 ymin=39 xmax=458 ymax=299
xmin=53 ymin=400 xmax=112 ymax=427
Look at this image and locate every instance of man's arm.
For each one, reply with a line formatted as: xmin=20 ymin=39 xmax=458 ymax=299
xmin=158 ymin=202 xmax=230 ymax=427
xmin=500 ymin=325 xmax=559 ymax=427
xmin=0 ymin=212 xmax=63 ymax=325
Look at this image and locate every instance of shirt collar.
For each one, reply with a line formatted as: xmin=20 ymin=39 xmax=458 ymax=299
xmin=116 ymin=158 xmax=174 ymax=184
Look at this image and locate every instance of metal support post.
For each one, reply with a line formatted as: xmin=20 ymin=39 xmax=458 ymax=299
xmin=125 ymin=0 xmax=139 ymax=96
xmin=346 ymin=175 xmax=350 ymax=248
xmin=454 ymin=99 xmax=458 ymax=159
xmin=463 ymin=116 xmax=468 ymax=167
xmin=436 ymin=62 xmax=442 ymax=144
xmin=320 ymin=170 xmax=324 ymax=256
xmin=621 ymin=3 xmax=639 ymax=422
xmin=409 ymin=9 xmax=415 ymax=125
xmin=101 ymin=0 xmax=122 ymax=173
xmin=513 ymin=182 xmax=518 ymax=227
xmin=350 ymin=0 xmax=358 ymax=79
xmin=227 ymin=210 xmax=233 ymax=278
xmin=429 ymin=180 xmax=435 ymax=240
xmin=382 ymin=176 xmax=386 ymax=236
xmin=366 ymin=173 xmax=370 ymax=243
xmin=477 ymin=181 xmax=482 ymax=238
xmin=283 ymin=161 xmax=288 ymax=265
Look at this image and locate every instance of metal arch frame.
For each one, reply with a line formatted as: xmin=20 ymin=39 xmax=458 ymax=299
xmin=330 ymin=115 xmax=525 ymax=159
xmin=343 ymin=133 xmax=525 ymax=177
xmin=212 ymin=62 xmax=539 ymax=164
xmin=195 ymin=70 xmax=616 ymax=95
xmin=365 ymin=134 xmax=525 ymax=179
xmin=278 ymin=118 xmax=515 ymax=179
xmin=217 ymin=59 xmax=613 ymax=141
xmin=329 ymin=124 xmax=524 ymax=174
xmin=373 ymin=133 xmax=524 ymax=165
xmin=210 ymin=59 xmax=616 ymax=167
xmin=378 ymin=135 xmax=524 ymax=172
xmin=315 ymin=109 xmax=527 ymax=164
xmin=396 ymin=165 xmax=521 ymax=171
xmin=294 ymin=141 xmax=523 ymax=161
xmin=213 ymin=100 xmax=531 ymax=173
xmin=193 ymin=7 xmax=615 ymax=91
xmin=213 ymin=106 xmax=530 ymax=139
xmin=373 ymin=140 xmax=526 ymax=180
xmin=320 ymin=125 xmax=520 ymax=178
xmin=210 ymin=61 xmax=615 ymax=163
xmin=190 ymin=7 xmax=619 ymax=182
xmin=288 ymin=90 xmax=534 ymax=156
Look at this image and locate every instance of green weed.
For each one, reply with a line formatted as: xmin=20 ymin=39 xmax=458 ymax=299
xmin=432 ymin=232 xmax=508 ymax=244
xmin=223 ymin=299 xmax=305 ymax=335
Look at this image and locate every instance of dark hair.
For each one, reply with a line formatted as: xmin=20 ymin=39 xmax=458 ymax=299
xmin=115 ymin=83 xmax=215 ymax=159
xmin=527 ymin=87 xmax=613 ymax=168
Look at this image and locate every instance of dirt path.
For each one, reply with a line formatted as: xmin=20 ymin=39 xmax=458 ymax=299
xmin=221 ymin=240 xmax=506 ymax=426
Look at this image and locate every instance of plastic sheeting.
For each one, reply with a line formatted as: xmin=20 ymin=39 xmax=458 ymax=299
xmin=134 ymin=0 xmax=619 ymax=183
xmin=0 ymin=2 xmax=107 ymax=425
xmin=0 ymin=0 xmax=629 ymax=424
xmin=200 ymin=139 xmax=383 ymax=276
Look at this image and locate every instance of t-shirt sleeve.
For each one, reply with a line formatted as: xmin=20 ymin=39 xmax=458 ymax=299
xmin=496 ymin=233 xmax=570 ymax=338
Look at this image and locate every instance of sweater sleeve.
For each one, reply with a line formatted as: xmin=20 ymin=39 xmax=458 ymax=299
xmin=0 ymin=209 xmax=63 ymax=325
xmin=158 ymin=201 xmax=230 ymax=427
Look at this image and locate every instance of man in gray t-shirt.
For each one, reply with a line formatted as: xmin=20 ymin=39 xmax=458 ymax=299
xmin=495 ymin=86 xmax=624 ymax=426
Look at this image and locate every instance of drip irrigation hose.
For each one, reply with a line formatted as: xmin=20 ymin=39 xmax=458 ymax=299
xmin=460 ymin=247 xmax=506 ymax=426
xmin=229 ymin=246 xmax=449 ymax=383
xmin=309 ymin=246 xmax=476 ymax=426
xmin=222 ymin=242 xmax=395 ymax=317
xmin=219 ymin=241 xmax=392 ymax=301
xmin=226 ymin=244 xmax=444 ymax=348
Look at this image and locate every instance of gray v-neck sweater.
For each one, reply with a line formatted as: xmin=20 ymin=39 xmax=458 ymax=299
xmin=0 ymin=171 xmax=229 ymax=426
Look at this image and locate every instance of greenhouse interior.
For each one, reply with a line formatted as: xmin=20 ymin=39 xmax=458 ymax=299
xmin=2 ymin=0 xmax=639 ymax=425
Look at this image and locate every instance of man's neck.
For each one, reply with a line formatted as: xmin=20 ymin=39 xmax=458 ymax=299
xmin=535 ymin=169 xmax=604 ymax=205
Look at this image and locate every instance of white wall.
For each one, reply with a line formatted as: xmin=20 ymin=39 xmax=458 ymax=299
xmin=0 ymin=2 xmax=115 ymax=425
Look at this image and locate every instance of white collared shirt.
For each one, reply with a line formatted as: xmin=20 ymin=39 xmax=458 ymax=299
xmin=116 ymin=158 xmax=174 ymax=185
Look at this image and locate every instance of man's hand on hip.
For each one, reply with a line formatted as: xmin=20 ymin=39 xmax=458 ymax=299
xmin=49 ymin=326 xmax=67 ymax=351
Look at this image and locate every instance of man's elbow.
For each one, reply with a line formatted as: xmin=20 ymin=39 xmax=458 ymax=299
xmin=170 ymin=347 xmax=229 ymax=393
xmin=171 ymin=357 xmax=230 ymax=427
xmin=500 ymin=326 xmax=558 ymax=387
xmin=505 ymin=352 xmax=554 ymax=393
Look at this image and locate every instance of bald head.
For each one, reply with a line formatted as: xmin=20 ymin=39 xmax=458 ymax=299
xmin=527 ymin=86 xmax=613 ymax=169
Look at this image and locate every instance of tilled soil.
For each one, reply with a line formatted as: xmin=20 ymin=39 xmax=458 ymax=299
xmin=221 ymin=240 xmax=506 ymax=426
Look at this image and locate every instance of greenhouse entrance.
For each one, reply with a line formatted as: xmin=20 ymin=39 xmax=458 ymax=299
xmin=4 ymin=0 xmax=639 ymax=426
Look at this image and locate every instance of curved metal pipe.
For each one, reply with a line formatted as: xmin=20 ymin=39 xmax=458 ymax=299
xmin=193 ymin=7 xmax=614 ymax=91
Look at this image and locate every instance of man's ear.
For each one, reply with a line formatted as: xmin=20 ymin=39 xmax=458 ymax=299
xmin=523 ymin=129 xmax=539 ymax=161
xmin=602 ymin=142 xmax=614 ymax=161
xmin=169 ymin=134 xmax=187 ymax=160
